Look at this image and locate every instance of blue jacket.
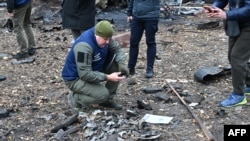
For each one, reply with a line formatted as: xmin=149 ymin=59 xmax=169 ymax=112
xmin=213 ymin=0 xmax=250 ymax=28
xmin=62 ymin=28 xmax=109 ymax=81
xmin=7 ymin=0 xmax=32 ymax=13
xmin=127 ymin=0 xmax=160 ymax=20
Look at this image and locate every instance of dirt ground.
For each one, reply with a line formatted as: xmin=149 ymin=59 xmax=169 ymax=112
xmin=1 ymin=1 xmax=250 ymax=141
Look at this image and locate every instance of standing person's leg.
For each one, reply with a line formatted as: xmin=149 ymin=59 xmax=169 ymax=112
xmin=71 ymin=29 xmax=81 ymax=40
xmin=71 ymin=29 xmax=85 ymax=40
xmin=231 ymin=29 xmax=250 ymax=95
xmin=13 ymin=5 xmax=29 ymax=58
xmin=242 ymin=28 xmax=250 ymax=93
xmin=220 ymin=29 xmax=250 ymax=107
xmin=144 ymin=20 xmax=158 ymax=78
xmin=128 ymin=19 xmax=144 ymax=75
xmin=227 ymin=37 xmax=236 ymax=64
xmin=24 ymin=3 xmax=36 ymax=56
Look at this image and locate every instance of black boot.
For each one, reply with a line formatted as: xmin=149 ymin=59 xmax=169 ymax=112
xmin=28 ymin=48 xmax=36 ymax=56
xmin=99 ymin=99 xmax=122 ymax=110
xmin=145 ymin=68 xmax=154 ymax=78
xmin=14 ymin=52 xmax=29 ymax=60
xmin=129 ymin=68 xmax=135 ymax=75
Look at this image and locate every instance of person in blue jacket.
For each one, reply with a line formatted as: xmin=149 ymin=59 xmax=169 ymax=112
xmin=127 ymin=0 xmax=160 ymax=78
xmin=7 ymin=0 xmax=36 ymax=60
xmin=62 ymin=20 xmax=129 ymax=112
xmin=205 ymin=0 xmax=250 ymax=107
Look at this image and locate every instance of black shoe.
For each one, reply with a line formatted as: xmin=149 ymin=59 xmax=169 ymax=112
xmin=145 ymin=68 xmax=154 ymax=78
xmin=129 ymin=68 xmax=135 ymax=75
xmin=14 ymin=52 xmax=29 ymax=60
xmin=99 ymin=100 xmax=123 ymax=110
xmin=28 ymin=48 xmax=36 ymax=56
xmin=0 ymin=75 xmax=6 ymax=82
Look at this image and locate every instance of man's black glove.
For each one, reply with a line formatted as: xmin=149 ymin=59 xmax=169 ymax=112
xmin=118 ymin=63 xmax=129 ymax=77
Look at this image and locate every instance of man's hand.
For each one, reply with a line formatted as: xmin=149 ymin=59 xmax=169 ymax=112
xmin=8 ymin=13 xmax=13 ymax=17
xmin=206 ymin=7 xmax=226 ymax=20
xmin=127 ymin=16 xmax=132 ymax=23
xmin=203 ymin=5 xmax=214 ymax=13
xmin=107 ymin=72 xmax=126 ymax=82
xmin=118 ymin=63 xmax=129 ymax=77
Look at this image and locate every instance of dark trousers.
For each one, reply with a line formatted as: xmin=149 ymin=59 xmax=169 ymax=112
xmin=128 ymin=18 xmax=158 ymax=70
xmin=228 ymin=27 xmax=250 ymax=95
xmin=71 ymin=29 xmax=85 ymax=40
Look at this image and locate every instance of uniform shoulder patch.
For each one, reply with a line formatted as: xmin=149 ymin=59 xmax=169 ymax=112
xmin=77 ymin=52 xmax=85 ymax=63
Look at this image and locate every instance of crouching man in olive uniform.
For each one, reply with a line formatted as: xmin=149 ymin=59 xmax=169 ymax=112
xmin=62 ymin=21 xmax=129 ymax=112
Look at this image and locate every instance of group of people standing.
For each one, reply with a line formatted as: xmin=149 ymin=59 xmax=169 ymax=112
xmin=5 ymin=0 xmax=250 ymax=112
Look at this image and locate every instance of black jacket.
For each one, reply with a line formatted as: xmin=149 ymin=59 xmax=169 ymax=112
xmin=127 ymin=0 xmax=160 ymax=20
xmin=61 ymin=0 xmax=95 ymax=30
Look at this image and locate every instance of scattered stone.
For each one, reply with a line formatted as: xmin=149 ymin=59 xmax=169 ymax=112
xmin=0 ymin=108 xmax=10 ymax=118
xmin=155 ymin=92 xmax=170 ymax=102
xmin=143 ymin=86 xmax=163 ymax=93
xmin=137 ymin=100 xmax=152 ymax=110
xmin=171 ymin=119 xmax=181 ymax=129
xmin=0 ymin=75 xmax=6 ymax=82
xmin=54 ymin=129 xmax=65 ymax=140
xmin=184 ymin=94 xmax=205 ymax=104
xmin=50 ymin=114 xmax=78 ymax=133
xmin=126 ymin=109 xmax=138 ymax=117
xmin=127 ymin=78 xmax=136 ymax=85
xmin=136 ymin=130 xmax=161 ymax=140
xmin=214 ymin=109 xmax=227 ymax=118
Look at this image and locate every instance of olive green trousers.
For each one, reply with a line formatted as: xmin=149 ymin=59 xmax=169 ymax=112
xmin=64 ymin=61 xmax=120 ymax=105
xmin=13 ymin=3 xmax=36 ymax=54
xmin=228 ymin=27 xmax=250 ymax=95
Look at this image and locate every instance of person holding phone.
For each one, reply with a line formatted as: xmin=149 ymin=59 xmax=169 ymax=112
xmin=62 ymin=21 xmax=129 ymax=112
xmin=205 ymin=0 xmax=250 ymax=107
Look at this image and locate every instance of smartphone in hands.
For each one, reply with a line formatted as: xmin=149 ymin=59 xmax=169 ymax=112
xmin=118 ymin=72 xmax=126 ymax=77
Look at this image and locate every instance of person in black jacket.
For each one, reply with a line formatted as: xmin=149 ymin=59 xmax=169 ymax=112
xmin=61 ymin=0 xmax=95 ymax=40
xmin=127 ymin=0 xmax=160 ymax=78
xmin=7 ymin=0 xmax=36 ymax=60
xmin=205 ymin=0 xmax=250 ymax=107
